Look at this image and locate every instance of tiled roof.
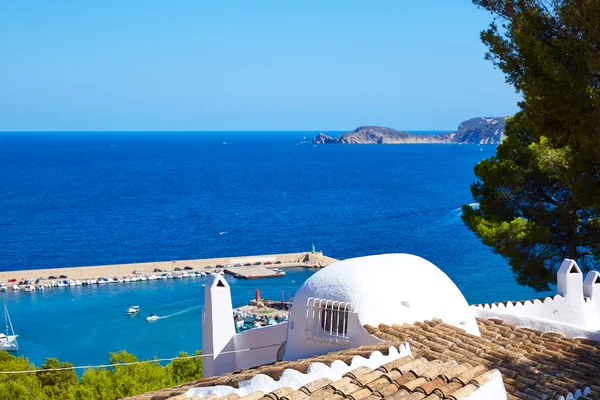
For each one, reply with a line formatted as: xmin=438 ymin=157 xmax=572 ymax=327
xmin=123 ymin=318 xmax=600 ymax=400
xmin=366 ymin=318 xmax=600 ymax=399
xmin=123 ymin=342 xmax=495 ymax=400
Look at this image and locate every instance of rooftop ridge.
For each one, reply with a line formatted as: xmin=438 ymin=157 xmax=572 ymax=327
xmin=184 ymin=344 xmax=412 ymax=399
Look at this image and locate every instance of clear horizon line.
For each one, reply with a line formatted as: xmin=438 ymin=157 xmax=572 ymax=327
xmin=0 ymin=128 xmax=456 ymax=133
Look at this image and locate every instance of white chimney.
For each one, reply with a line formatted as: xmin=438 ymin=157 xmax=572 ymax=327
xmin=201 ymin=273 xmax=236 ymax=377
xmin=556 ymin=259 xmax=583 ymax=300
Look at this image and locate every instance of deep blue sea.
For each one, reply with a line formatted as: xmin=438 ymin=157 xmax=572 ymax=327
xmin=0 ymin=132 xmax=553 ymax=367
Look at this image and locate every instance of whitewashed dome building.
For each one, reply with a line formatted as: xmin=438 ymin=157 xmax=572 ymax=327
xmin=283 ymin=253 xmax=478 ymax=361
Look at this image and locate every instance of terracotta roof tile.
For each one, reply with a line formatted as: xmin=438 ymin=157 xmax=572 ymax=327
xmin=367 ymin=318 xmax=600 ymax=399
xmin=123 ymin=317 xmax=600 ymax=400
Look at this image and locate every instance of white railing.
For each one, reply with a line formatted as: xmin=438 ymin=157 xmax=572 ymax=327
xmin=305 ymin=297 xmax=352 ymax=345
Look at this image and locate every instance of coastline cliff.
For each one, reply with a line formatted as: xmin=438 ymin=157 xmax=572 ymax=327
xmin=313 ymin=117 xmax=507 ymax=145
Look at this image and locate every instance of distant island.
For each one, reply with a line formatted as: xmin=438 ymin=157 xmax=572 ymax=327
xmin=313 ymin=117 xmax=507 ymax=145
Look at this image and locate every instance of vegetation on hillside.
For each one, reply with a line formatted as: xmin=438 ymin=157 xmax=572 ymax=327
xmin=463 ymin=0 xmax=600 ymax=290
xmin=0 ymin=350 xmax=202 ymax=400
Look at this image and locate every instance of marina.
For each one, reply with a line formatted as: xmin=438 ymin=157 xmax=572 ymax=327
xmin=1 ymin=267 xmax=316 ymax=367
xmin=0 ymin=251 xmax=337 ymax=293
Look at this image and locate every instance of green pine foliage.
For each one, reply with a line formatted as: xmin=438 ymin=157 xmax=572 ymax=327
xmin=0 ymin=350 xmax=202 ymax=400
xmin=463 ymin=0 xmax=600 ymax=291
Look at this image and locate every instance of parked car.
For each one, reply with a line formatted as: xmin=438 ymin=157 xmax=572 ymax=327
xmin=8 ymin=279 xmax=16 ymax=283
xmin=216 ymin=264 xmax=224 ymax=268
xmin=48 ymin=275 xmax=57 ymax=279
xmin=274 ymin=261 xmax=282 ymax=265
xmin=264 ymin=261 xmax=273 ymax=265
xmin=206 ymin=265 xmax=213 ymax=269
xmin=244 ymin=263 xmax=252 ymax=266
xmin=234 ymin=263 xmax=242 ymax=267
xmin=184 ymin=266 xmax=193 ymax=271
xmin=254 ymin=261 xmax=262 ymax=265
xmin=59 ymin=275 xmax=68 ymax=279
xmin=174 ymin=267 xmax=182 ymax=271
xmin=153 ymin=268 xmax=162 ymax=272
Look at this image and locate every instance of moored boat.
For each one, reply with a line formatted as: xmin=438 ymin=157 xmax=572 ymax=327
xmin=1 ymin=301 xmax=18 ymax=352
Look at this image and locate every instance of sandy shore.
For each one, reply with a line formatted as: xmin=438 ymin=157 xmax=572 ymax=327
xmin=0 ymin=251 xmax=338 ymax=286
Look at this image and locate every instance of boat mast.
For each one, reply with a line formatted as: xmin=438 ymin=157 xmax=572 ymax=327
xmin=4 ymin=300 xmax=15 ymax=337
xmin=3 ymin=299 xmax=7 ymax=335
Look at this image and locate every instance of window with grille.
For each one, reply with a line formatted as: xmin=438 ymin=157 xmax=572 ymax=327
xmin=305 ymin=298 xmax=351 ymax=345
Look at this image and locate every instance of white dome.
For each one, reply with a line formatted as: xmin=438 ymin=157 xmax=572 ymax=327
xmin=292 ymin=253 xmax=479 ymax=335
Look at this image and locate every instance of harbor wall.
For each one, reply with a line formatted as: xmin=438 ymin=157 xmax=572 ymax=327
xmin=0 ymin=251 xmax=336 ymax=284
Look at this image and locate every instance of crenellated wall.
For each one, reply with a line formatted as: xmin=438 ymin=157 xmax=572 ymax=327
xmin=474 ymin=259 xmax=600 ymax=341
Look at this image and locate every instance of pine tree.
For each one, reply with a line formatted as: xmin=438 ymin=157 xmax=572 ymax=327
xmin=463 ymin=0 xmax=600 ymax=290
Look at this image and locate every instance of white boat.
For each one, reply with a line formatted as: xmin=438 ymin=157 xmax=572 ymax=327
xmin=12 ymin=285 xmax=20 ymax=291
xmin=37 ymin=285 xmax=44 ymax=291
xmin=75 ymin=280 xmax=82 ymax=286
xmin=1 ymin=302 xmax=18 ymax=352
xmin=140 ymin=275 xmax=148 ymax=281
xmin=146 ymin=313 xmax=159 ymax=322
xmin=97 ymin=278 xmax=108 ymax=285
xmin=273 ymin=268 xmax=285 ymax=276
xmin=123 ymin=277 xmax=130 ymax=282
xmin=0 ymin=283 xmax=6 ymax=292
xmin=69 ymin=280 xmax=75 ymax=286
xmin=235 ymin=320 xmax=244 ymax=329
xmin=126 ymin=306 xmax=140 ymax=315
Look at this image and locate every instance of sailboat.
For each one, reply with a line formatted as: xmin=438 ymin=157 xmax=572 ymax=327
xmin=0 ymin=301 xmax=18 ymax=351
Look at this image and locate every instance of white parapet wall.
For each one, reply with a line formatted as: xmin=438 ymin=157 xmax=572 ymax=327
xmin=474 ymin=259 xmax=600 ymax=341
xmin=231 ymin=322 xmax=288 ymax=370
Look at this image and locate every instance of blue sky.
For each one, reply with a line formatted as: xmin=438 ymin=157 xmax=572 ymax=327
xmin=0 ymin=1 xmax=520 ymax=131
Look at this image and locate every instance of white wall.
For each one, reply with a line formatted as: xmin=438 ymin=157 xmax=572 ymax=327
xmin=232 ymin=323 xmax=288 ymax=370
xmin=474 ymin=259 xmax=600 ymax=341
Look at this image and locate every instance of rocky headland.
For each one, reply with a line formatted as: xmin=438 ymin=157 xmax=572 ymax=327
xmin=313 ymin=117 xmax=507 ymax=145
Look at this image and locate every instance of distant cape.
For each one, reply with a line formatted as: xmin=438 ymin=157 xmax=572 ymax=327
xmin=313 ymin=117 xmax=507 ymax=145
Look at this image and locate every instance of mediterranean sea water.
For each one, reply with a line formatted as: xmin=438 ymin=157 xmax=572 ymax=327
xmin=0 ymin=132 xmax=553 ymax=367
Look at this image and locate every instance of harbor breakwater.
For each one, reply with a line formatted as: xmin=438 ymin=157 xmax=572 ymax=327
xmin=0 ymin=251 xmax=338 ymax=292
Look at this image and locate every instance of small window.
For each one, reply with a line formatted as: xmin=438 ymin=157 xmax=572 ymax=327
xmin=217 ymin=280 xmax=225 ymax=287
xmin=321 ymin=304 xmax=349 ymax=335
xmin=305 ymin=298 xmax=351 ymax=345
xmin=595 ymin=276 xmax=600 ymax=284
